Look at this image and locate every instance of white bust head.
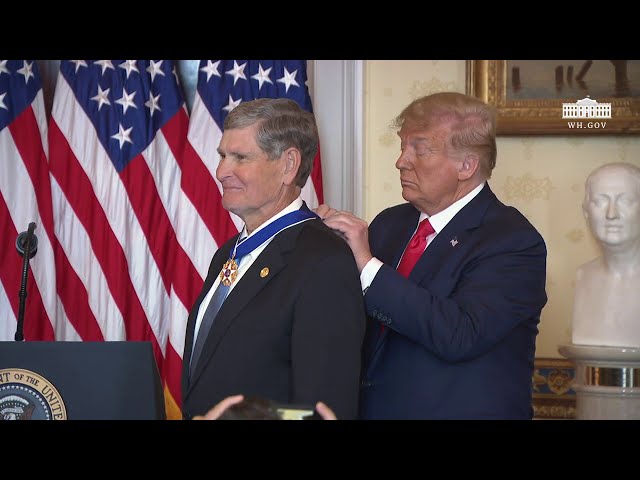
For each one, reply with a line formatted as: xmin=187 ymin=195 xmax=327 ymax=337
xmin=571 ymin=162 xmax=640 ymax=347
xmin=583 ymin=162 xmax=640 ymax=260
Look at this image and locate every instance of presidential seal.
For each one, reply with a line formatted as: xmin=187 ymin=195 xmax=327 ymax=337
xmin=0 ymin=368 xmax=67 ymax=420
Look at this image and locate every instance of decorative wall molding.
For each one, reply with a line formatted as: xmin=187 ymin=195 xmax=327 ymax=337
xmin=312 ymin=60 xmax=364 ymax=216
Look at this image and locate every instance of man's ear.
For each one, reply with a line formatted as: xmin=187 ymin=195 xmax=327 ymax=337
xmin=457 ymin=153 xmax=480 ymax=180
xmin=283 ymin=148 xmax=301 ymax=186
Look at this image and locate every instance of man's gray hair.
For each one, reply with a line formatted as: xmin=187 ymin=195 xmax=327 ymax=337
xmin=223 ymin=98 xmax=319 ymax=188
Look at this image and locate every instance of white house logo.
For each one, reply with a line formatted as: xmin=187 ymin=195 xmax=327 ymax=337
xmin=0 ymin=368 xmax=67 ymax=420
xmin=562 ymin=96 xmax=611 ymax=130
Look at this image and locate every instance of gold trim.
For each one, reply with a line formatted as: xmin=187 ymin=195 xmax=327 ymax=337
xmin=532 ymin=357 xmax=576 ymax=419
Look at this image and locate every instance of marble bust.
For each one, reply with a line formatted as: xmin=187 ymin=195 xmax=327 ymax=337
xmin=572 ymin=162 xmax=640 ymax=347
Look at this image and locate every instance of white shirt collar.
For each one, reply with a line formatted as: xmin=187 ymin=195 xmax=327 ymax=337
xmin=420 ymin=182 xmax=485 ymax=233
xmin=239 ymin=197 xmax=304 ymax=240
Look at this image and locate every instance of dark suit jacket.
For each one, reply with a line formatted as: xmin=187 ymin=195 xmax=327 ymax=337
xmin=360 ymin=184 xmax=547 ymax=419
xmin=182 ymin=212 xmax=366 ymax=420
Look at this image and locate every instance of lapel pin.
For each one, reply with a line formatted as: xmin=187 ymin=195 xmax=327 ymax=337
xmin=450 ymin=238 xmax=458 ymax=247
xmin=260 ymin=267 xmax=270 ymax=278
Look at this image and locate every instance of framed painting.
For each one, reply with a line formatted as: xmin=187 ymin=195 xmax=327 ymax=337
xmin=466 ymin=60 xmax=640 ymax=135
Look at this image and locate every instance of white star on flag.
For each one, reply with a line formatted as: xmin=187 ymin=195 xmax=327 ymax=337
xmin=17 ymin=61 xmax=35 ymax=84
xmin=200 ymin=60 xmax=221 ymax=82
xmin=115 ymin=88 xmax=138 ymax=114
xmin=111 ymin=123 xmax=133 ymax=149
xmin=225 ymin=60 xmax=247 ymax=86
xmin=222 ymin=94 xmax=242 ymax=112
xmin=71 ymin=60 xmax=88 ymax=73
xmin=95 ymin=60 xmax=115 ymax=75
xmin=91 ymin=85 xmax=111 ymax=111
xmin=119 ymin=60 xmax=139 ymax=78
xmin=145 ymin=91 xmax=161 ymax=116
xmin=147 ymin=60 xmax=165 ymax=82
xmin=277 ymin=67 xmax=299 ymax=93
xmin=0 ymin=60 xmax=10 ymax=76
xmin=251 ymin=64 xmax=273 ymax=90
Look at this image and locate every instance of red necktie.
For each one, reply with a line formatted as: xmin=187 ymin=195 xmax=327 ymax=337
xmin=378 ymin=218 xmax=435 ymax=335
xmin=397 ymin=218 xmax=435 ymax=278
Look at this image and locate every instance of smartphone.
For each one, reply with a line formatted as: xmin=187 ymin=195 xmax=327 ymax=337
xmin=274 ymin=404 xmax=321 ymax=420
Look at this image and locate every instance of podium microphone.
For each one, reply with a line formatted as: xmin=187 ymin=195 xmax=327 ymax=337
xmin=16 ymin=222 xmax=38 ymax=259
xmin=15 ymin=222 xmax=38 ymax=341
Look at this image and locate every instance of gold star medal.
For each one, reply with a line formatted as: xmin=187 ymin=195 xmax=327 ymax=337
xmin=220 ymin=258 xmax=239 ymax=286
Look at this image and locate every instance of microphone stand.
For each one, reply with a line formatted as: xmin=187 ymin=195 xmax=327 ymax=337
xmin=15 ymin=222 xmax=38 ymax=341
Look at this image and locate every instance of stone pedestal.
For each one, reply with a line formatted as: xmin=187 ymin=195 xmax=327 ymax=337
xmin=558 ymin=344 xmax=640 ymax=419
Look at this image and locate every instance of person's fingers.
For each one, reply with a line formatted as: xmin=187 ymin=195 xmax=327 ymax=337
xmin=322 ymin=211 xmax=362 ymax=234
xmin=314 ymin=204 xmax=331 ymax=218
xmin=194 ymin=394 xmax=245 ymax=420
xmin=316 ymin=204 xmax=343 ymax=221
xmin=315 ymin=401 xmax=337 ymax=420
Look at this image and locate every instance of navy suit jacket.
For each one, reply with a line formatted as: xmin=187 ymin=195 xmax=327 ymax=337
xmin=182 ymin=208 xmax=366 ymax=420
xmin=360 ymin=184 xmax=547 ymax=419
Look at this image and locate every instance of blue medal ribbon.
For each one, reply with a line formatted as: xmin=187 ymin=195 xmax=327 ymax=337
xmin=233 ymin=207 xmax=319 ymax=262
xmin=219 ymin=206 xmax=318 ymax=286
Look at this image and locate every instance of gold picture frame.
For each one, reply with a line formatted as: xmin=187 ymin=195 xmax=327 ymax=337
xmin=466 ymin=60 xmax=640 ymax=135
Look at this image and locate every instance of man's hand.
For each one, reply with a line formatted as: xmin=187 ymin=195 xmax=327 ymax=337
xmin=315 ymin=401 xmax=337 ymax=420
xmin=315 ymin=204 xmax=373 ymax=273
xmin=315 ymin=204 xmax=338 ymax=220
xmin=192 ymin=394 xmax=244 ymax=420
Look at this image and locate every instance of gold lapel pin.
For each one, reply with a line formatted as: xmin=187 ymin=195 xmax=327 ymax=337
xmin=260 ymin=267 xmax=270 ymax=278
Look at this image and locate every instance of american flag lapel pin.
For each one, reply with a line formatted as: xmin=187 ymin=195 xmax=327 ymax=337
xmin=450 ymin=237 xmax=458 ymax=247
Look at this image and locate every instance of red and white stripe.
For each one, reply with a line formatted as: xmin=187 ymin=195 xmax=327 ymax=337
xmin=163 ymin=91 xmax=239 ymax=418
xmin=0 ymin=88 xmax=60 ymax=342
xmin=33 ymin=64 xmax=324 ymax=420
xmin=47 ymin=71 xmax=193 ymax=396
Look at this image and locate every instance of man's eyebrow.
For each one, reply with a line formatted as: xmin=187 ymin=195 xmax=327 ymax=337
xmin=217 ymin=148 xmax=247 ymax=157
xmin=398 ymin=134 xmax=431 ymax=143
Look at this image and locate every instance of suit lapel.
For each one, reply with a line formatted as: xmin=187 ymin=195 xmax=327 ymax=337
xmin=187 ymin=220 xmax=307 ymax=390
xmin=410 ymin=184 xmax=494 ymax=286
xmin=183 ymin=240 xmax=235 ymax=368
xmin=380 ymin=209 xmax=421 ymax=270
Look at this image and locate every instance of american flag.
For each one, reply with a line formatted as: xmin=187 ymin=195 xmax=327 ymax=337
xmin=0 ymin=60 xmax=57 ymax=342
xmin=1 ymin=60 xmax=323 ymax=420
xmin=47 ymin=60 xmax=190 ymax=417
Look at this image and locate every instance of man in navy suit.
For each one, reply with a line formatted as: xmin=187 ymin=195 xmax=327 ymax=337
xmin=318 ymin=92 xmax=547 ymax=419
xmin=182 ymin=98 xmax=365 ymax=420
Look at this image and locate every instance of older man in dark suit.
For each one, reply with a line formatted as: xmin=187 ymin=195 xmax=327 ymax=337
xmin=182 ymin=98 xmax=365 ymax=420
xmin=318 ymin=92 xmax=548 ymax=419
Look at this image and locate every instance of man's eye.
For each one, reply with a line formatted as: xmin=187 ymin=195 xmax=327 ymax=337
xmin=618 ymin=196 xmax=636 ymax=207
